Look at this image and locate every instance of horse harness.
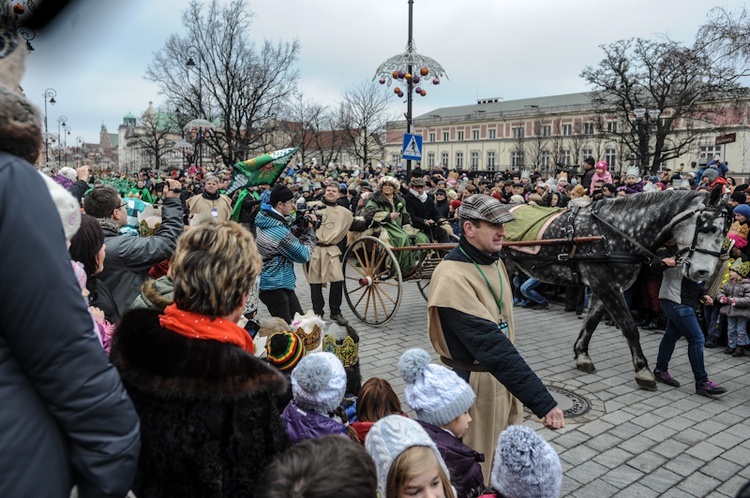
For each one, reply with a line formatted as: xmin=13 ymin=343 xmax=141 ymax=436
xmin=503 ymin=198 xmax=725 ymax=275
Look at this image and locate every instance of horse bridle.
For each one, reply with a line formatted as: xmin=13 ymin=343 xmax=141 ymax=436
xmin=589 ymin=201 xmax=725 ymax=267
xmin=668 ymin=203 xmax=726 ymax=267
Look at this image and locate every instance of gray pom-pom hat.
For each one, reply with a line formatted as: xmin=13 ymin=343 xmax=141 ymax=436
xmin=290 ymin=352 xmax=346 ymax=413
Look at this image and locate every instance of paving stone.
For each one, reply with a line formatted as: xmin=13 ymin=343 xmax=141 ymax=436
xmin=566 ymin=460 xmax=609 ymax=484
xmin=676 ymin=471 xmax=723 ymax=497
xmin=573 ymin=478 xmax=619 ymax=497
xmin=592 ymin=447 xmax=634 ymax=469
xmin=612 ymin=482 xmax=661 ymax=498
xmin=639 ymin=467 xmax=684 ymax=494
xmin=600 ymin=464 xmax=646 ymax=488
xmin=663 ymin=453 xmax=705 ymax=477
xmin=626 ymin=450 xmax=668 ymax=474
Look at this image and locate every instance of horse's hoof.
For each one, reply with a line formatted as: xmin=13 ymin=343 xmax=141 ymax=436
xmin=636 ymin=377 xmax=658 ymax=391
xmin=576 ymin=359 xmax=596 ymax=374
xmin=635 ymin=369 xmax=657 ymax=391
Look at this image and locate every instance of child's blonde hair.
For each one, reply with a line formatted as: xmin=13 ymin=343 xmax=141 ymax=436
xmin=386 ymin=446 xmax=455 ymax=498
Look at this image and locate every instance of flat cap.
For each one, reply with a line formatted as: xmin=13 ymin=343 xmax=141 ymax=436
xmin=459 ymin=194 xmax=515 ymax=225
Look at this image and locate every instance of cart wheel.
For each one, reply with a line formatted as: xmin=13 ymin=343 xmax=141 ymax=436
xmin=417 ymin=234 xmax=458 ymax=300
xmin=343 ymin=236 xmax=403 ymax=326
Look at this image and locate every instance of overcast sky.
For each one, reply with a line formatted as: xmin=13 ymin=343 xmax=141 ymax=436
xmin=21 ymin=0 xmax=746 ymax=146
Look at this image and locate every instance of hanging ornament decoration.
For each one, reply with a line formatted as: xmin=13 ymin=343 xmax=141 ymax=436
xmin=374 ymin=40 xmax=447 ymax=99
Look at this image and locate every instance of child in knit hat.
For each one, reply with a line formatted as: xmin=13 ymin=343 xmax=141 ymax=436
xmin=399 ymin=349 xmax=484 ymax=498
xmin=479 ymin=425 xmax=562 ymax=498
xmin=281 ymin=351 xmax=349 ymax=444
xmin=351 ymin=377 xmax=407 ymax=443
xmin=716 ymin=260 xmax=750 ymax=357
xmin=365 ymin=415 xmax=456 ymax=498
xmin=727 ymin=203 xmax=750 ymax=251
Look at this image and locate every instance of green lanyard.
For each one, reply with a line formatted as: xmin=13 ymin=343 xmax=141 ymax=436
xmin=459 ymin=247 xmax=504 ymax=316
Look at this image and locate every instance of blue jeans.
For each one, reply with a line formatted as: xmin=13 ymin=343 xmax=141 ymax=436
xmin=521 ymin=278 xmax=547 ymax=305
xmin=656 ymin=300 xmax=707 ymax=384
xmin=704 ymin=304 xmax=723 ymax=340
xmin=726 ymin=316 xmax=750 ymax=349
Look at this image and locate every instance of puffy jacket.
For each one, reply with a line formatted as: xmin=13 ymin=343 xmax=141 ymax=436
xmin=0 ymin=151 xmax=140 ymax=497
xmin=255 ymin=208 xmax=316 ymax=291
xmin=417 ymin=420 xmax=485 ymax=498
xmin=716 ymin=278 xmax=750 ymax=318
xmin=98 ymin=197 xmax=183 ymax=311
xmin=281 ymin=400 xmax=347 ymax=444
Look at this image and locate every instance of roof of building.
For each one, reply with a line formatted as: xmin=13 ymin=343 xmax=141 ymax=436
xmin=414 ymin=91 xmax=598 ymax=121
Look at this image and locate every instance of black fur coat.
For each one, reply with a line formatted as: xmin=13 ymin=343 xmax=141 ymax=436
xmin=110 ymin=309 xmax=290 ymax=498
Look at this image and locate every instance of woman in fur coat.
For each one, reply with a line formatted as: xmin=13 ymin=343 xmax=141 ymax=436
xmin=111 ymin=222 xmax=290 ymax=498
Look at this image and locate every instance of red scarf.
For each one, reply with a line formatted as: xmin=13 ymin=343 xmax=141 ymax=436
xmin=159 ymin=304 xmax=255 ymax=354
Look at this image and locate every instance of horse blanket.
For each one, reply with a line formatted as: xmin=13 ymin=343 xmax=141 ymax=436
xmin=505 ymin=205 xmax=566 ymax=254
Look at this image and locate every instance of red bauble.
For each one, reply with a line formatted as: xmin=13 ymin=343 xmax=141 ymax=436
xmin=420 ymin=67 xmax=429 ymax=76
xmin=13 ymin=3 xmax=24 ymax=15
xmin=394 ymin=87 xmax=401 ymax=94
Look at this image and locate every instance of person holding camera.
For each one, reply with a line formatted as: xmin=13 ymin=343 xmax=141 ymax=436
xmin=303 ymin=183 xmax=367 ymax=326
xmin=256 ymin=184 xmax=317 ymax=323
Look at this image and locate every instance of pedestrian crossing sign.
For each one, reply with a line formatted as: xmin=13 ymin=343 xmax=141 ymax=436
xmin=402 ymin=133 xmax=423 ymax=161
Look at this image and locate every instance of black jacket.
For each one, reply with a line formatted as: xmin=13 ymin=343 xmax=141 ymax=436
xmin=111 ymin=309 xmax=290 ymax=498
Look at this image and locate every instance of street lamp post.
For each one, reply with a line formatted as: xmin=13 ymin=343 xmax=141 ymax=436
xmin=633 ymin=108 xmax=661 ymax=176
xmin=56 ymin=115 xmax=67 ymax=167
xmin=63 ymin=125 xmax=71 ymax=167
xmin=373 ymin=0 xmax=447 ymax=178
xmin=185 ymin=49 xmax=212 ymax=169
xmin=42 ymin=88 xmax=56 ymax=165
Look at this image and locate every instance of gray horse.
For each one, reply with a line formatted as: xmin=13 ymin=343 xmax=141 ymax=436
xmin=504 ymin=187 xmax=726 ymax=390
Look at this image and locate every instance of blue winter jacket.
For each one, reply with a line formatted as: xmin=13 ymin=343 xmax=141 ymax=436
xmin=255 ymin=207 xmax=316 ymax=291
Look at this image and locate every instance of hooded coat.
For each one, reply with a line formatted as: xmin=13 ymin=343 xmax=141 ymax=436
xmin=111 ymin=309 xmax=290 ymax=497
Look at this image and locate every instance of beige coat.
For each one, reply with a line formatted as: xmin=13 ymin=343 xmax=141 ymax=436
xmin=428 ymin=258 xmax=523 ymax=482
xmin=186 ymin=194 xmax=233 ymax=223
xmin=303 ymin=203 xmax=353 ymax=284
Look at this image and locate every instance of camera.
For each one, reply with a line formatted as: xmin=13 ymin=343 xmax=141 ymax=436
xmin=294 ymin=205 xmax=323 ymax=231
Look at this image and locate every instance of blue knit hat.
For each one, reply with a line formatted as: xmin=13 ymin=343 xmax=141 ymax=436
xmin=733 ymin=203 xmax=750 ymax=220
xmin=398 ymin=348 xmax=476 ymax=426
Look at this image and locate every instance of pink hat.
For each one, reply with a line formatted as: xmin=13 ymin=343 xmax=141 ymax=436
xmin=595 ymin=161 xmax=608 ymax=171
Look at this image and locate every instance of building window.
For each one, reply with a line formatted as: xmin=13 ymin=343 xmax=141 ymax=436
xmin=583 ymin=122 xmax=594 ymax=135
xmin=488 ymin=128 xmax=496 ymax=140
xmin=606 ymin=122 xmax=617 ymax=133
xmin=472 ymin=130 xmax=479 ymax=140
xmin=512 ymin=126 xmax=524 ymax=139
xmin=699 ymin=145 xmax=722 ymax=161
xmin=442 ymin=132 xmax=449 ymax=142
xmin=541 ymin=125 xmax=551 ymax=137
xmin=441 ymin=151 xmax=449 ymax=166
xmin=427 ymin=152 xmax=435 ymax=168
xmin=562 ymin=124 xmax=572 ymax=136
xmin=605 ymin=148 xmax=616 ymax=169
xmin=487 ymin=151 xmax=496 ymax=171
xmin=582 ymin=148 xmax=592 ymax=161
xmin=562 ymin=149 xmax=571 ymax=166
xmin=455 ymin=151 xmax=464 ymax=169
xmin=511 ymin=150 xmax=524 ymax=168
xmin=429 ymin=132 xmax=436 ymax=142
xmin=470 ymin=151 xmax=479 ymax=168
xmin=540 ymin=151 xmax=550 ymax=171
xmin=457 ymin=130 xmax=464 ymax=141
xmin=392 ymin=154 xmax=400 ymax=163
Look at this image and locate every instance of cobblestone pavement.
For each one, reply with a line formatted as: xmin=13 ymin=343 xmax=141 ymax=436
xmin=259 ymin=268 xmax=750 ymax=497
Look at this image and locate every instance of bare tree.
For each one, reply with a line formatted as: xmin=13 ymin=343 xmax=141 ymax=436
xmin=145 ymin=0 xmax=300 ymax=166
xmin=581 ymin=37 xmax=743 ymax=173
xmin=278 ymin=93 xmax=332 ymax=165
xmin=548 ymin=118 xmax=566 ymax=170
xmin=566 ymin=121 xmax=587 ymax=166
xmin=695 ymin=6 xmax=750 ymax=79
xmin=126 ymin=105 xmax=178 ymax=170
xmin=337 ymin=81 xmax=392 ymax=165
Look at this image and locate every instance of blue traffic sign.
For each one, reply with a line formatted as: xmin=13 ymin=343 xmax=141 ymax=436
xmin=402 ymin=133 xmax=423 ymax=161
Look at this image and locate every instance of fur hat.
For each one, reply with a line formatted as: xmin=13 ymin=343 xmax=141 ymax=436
xmin=365 ymin=415 xmax=450 ymax=498
xmin=702 ymin=166 xmax=719 ymax=184
xmin=40 ymin=172 xmax=81 ymax=242
xmin=291 ymin=352 xmax=346 ymax=413
xmin=490 ymin=425 xmax=562 ymax=498
xmin=378 ymin=175 xmax=400 ymax=190
xmin=270 ymin=185 xmax=294 ymax=206
xmin=399 ymin=349 xmax=476 ymax=426
xmin=266 ymin=331 xmax=306 ymax=372
xmin=510 ymin=194 xmax=526 ymax=204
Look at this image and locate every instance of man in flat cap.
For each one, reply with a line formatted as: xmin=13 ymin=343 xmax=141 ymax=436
xmin=427 ymin=194 xmax=564 ymax=480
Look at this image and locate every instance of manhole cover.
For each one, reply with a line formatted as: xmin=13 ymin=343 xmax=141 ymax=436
xmin=546 ymin=386 xmax=590 ymax=417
